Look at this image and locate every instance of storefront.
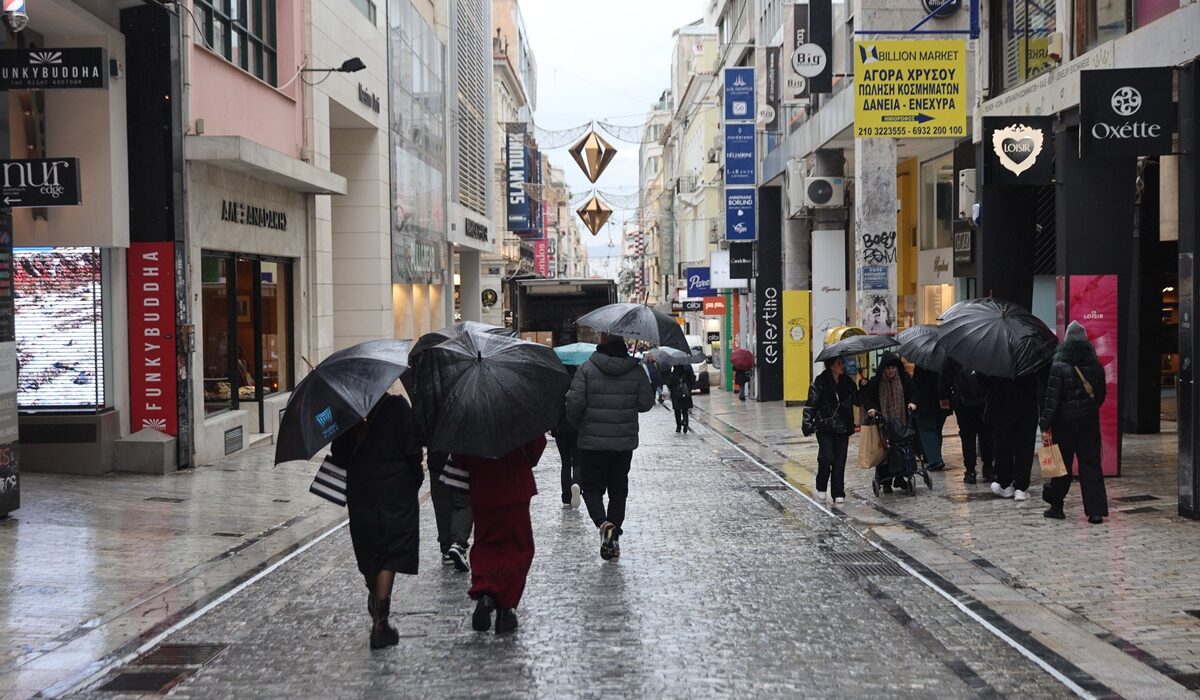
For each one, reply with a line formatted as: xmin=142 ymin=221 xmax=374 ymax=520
xmin=917 ymin=152 xmax=958 ymax=324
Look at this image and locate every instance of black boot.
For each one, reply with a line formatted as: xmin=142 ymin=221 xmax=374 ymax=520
xmin=472 ymin=593 xmax=496 ymax=632
xmin=982 ymin=465 xmax=995 ymax=483
xmin=1043 ymin=505 xmax=1065 ymax=520
xmin=494 ymin=607 xmax=519 ymax=635
xmin=369 ymin=596 xmax=399 ymax=649
xmin=963 ymin=470 xmax=977 ymax=485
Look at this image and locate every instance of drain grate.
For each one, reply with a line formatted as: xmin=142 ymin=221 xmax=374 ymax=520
xmin=211 ymin=532 xmax=244 ymax=538
xmin=827 ymin=551 xmax=892 ymax=564
xmin=840 ymin=562 xmax=909 ymax=577
xmin=98 ymin=670 xmax=187 ymax=693
xmin=144 ymin=496 xmax=185 ymax=504
xmin=1122 ymin=506 xmax=1158 ymax=514
xmin=134 ymin=643 xmax=228 ymax=667
xmin=1115 ymin=494 xmax=1160 ymax=503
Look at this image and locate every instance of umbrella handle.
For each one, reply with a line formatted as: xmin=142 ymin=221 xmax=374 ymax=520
xmin=301 ymin=355 xmax=316 ymax=371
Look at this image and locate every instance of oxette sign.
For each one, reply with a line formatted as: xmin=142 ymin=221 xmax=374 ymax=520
xmin=983 ymin=116 xmax=1054 ymax=186
xmin=1080 ymin=68 xmax=1173 ymax=158
xmin=0 ymin=48 xmax=107 ymax=90
xmin=127 ymin=243 xmax=178 ymax=436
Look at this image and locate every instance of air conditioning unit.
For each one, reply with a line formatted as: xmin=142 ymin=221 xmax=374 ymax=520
xmin=958 ymin=168 xmax=977 ymax=220
xmin=786 ymin=158 xmax=807 ymax=218
xmin=805 ymin=176 xmax=845 ymax=208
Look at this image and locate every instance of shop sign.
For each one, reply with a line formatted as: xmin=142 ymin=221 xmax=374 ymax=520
xmin=725 ymin=187 xmax=756 ymax=240
xmin=1080 ymin=68 xmax=1173 ymax=158
xmin=853 ymin=39 xmax=967 ymax=139
xmin=729 ymin=242 xmax=753 ymax=278
xmin=807 ymin=0 xmax=833 ymax=94
xmin=702 ymin=297 xmax=727 ymax=316
xmin=464 ymin=218 xmax=489 ymax=243
xmin=482 ymin=288 xmax=499 ymax=306
xmin=756 ymin=210 xmax=784 ymax=400
xmin=724 ymin=123 xmax=756 ymax=186
xmin=357 ymin=83 xmax=380 ymax=113
xmin=127 ymin=242 xmax=178 ymax=436
xmin=506 ymin=123 xmax=534 ymax=232
xmin=759 ymin=46 xmax=780 ymax=130
xmin=0 ymin=158 xmax=81 ymax=208
xmin=682 ymin=300 xmax=704 ymax=312
xmin=782 ymin=290 xmax=812 ymax=402
xmin=706 ymin=331 xmax=721 ymax=343
xmin=710 ymin=249 xmax=747 ymax=289
xmin=671 ymin=300 xmax=683 ymax=313
xmin=723 ymin=67 xmax=755 ymax=122
xmin=686 ymin=266 xmax=716 ymax=298
xmin=221 ymin=199 xmax=288 ymax=230
xmin=983 ymin=116 xmax=1054 ymax=185
xmin=953 ymin=229 xmax=973 ymax=263
xmin=783 ymin=5 xmax=810 ymax=105
xmin=533 ymin=240 xmax=549 ymax=276
xmin=0 ymin=48 xmax=107 ymax=90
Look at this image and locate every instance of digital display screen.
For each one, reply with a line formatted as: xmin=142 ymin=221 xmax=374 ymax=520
xmin=15 ymin=247 xmax=105 ymax=408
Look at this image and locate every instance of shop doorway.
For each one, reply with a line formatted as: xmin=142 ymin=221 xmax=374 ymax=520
xmin=201 ymin=252 xmax=294 ymax=433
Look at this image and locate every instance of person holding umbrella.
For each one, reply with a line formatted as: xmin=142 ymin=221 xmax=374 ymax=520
xmin=732 ymin=347 xmax=754 ymax=401
xmin=552 ymin=364 xmax=583 ymax=509
xmin=667 ymin=362 xmax=696 ymax=433
xmin=803 ymin=356 xmax=857 ymax=504
xmin=911 ymin=363 xmax=951 ymax=472
xmin=860 ymin=352 xmax=917 ymax=493
xmin=941 ymin=358 xmax=993 ymax=484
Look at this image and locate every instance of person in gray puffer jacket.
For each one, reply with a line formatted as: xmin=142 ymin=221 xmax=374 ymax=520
xmin=565 ymin=333 xmax=654 ymax=561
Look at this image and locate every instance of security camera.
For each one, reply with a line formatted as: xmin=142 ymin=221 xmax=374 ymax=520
xmin=2 ymin=11 xmax=29 ymax=32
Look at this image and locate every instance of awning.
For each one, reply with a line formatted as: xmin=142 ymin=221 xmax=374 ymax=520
xmin=185 ymin=135 xmax=348 ymax=195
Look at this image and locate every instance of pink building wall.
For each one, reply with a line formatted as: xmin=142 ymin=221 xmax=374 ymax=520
xmin=187 ymin=0 xmax=305 ymax=158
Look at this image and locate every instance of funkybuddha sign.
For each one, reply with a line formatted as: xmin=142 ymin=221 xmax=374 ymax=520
xmin=854 ymin=40 xmax=967 ymax=139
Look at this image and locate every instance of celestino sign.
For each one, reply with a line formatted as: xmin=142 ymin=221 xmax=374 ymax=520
xmin=1080 ymin=68 xmax=1173 ymax=158
xmin=127 ymin=243 xmax=178 ymax=436
xmin=982 ymin=116 xmax=1054 ymax=186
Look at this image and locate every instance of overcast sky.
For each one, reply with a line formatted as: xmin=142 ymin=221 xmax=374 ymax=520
xmin=518 ymin=0 xmax=704 ymax=263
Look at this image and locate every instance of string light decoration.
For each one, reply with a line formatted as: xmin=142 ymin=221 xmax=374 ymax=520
xmin=576 ymin=195 xmax=614 ymax=236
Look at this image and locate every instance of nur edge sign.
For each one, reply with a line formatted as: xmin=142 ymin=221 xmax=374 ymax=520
xmin=0 ymin=48 xmax=108 ymax=90
xmin=1080 ymin=68 xmax=1173 ymax=158
xmin=0 ymin=158 xmax=82 ymax=208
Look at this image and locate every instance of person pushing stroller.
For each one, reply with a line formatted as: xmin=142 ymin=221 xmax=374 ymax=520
xmin=861 ymin=352 xmax=929 ymax=495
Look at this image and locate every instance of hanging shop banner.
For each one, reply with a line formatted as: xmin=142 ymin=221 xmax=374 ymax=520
xmin=853 ymin=39 xmax=967 ymax=139
xmin=1080 ymin=68 xmax=1173 ymax=158
xmin=703 ymin=297 xmax=728 ymax=316
xmin=505 ymin=123 xmax=533 ymax=232
xmin=533 ymin=239 xmax=549 ymax=277
xmin=682 ymin=299 xmax=704 ymax=312
xmin=729 ymin=242 xmax=753 ymax=279
xmin=756 ymin=210 xmax=784 ymax=400
xmin=760 ymin=46 xmax=781 ymax=131
xmin=724 ymin=123 xmax=756 ymax=186
xmin=0 ymin=48 xmax=108 ymax=90
xmin=0 ymin=214 xmax=15 ymax=516
xmin=723 ymin=66 xmax=755 ymax=122
xmin=1068 ymin=274 xmax=1121 ymax=477
xmin=983 ymin=116 xmax=1054 ymax=185
xmin=0 ymin=158 xmax=82 ymax=208
xmin=807 ymin=0 xmax=833 ymax=94
xmin=710 ymin=250 xmax=748 ymax=290
xmin=687 ymin=266 xmax=716 ymax=298
xmin=782 ymin=290 xmax=812 ymax=403
xmin=725 ymin=187 xmax=757 ymax=240
xmin=783 ymin=4 xmax=810 ymax=105
xmin=127 ymin=242 xmax=179 ymax=436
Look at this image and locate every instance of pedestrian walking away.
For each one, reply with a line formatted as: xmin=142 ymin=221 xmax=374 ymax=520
xmin=911 ymin=362 xmax=951 ymax=471
xmin=565 ymin=332 xmax=655 ymax=561
xmin=1040 ymin=321 xmax=1109 ymax=524
xmin=426 ymin=448 xmax=473 ymax=572
xmin=735 ymin=368 xmax=751 ymax=401
xmin=803 ymin=356 xmax=857 ymax=504
xmin=861 ymin=352 xmax=917 ymax=494
xmin=329 ymin=393 xmax=425 ymax=650
xmin=668 ymin=363 xmax=695 ymax=433
xmin=552 ymin=365 xmax=583 ymax=509
xmin=941 ymin=358 xmax=993 ymax=484
xmin=451 ymin=436 xmax=547 ymax=635
xmin=987 ymin=370 xmax=1044 ymax=502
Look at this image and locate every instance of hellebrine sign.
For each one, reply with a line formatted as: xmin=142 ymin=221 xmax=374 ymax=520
xmin=0 ymin=48 xmax=107 ymax=90
xmin=127 ymin=243 xmax=178 ymax=436
xmin=1080 ymin=68 xmax=1173 ymax=158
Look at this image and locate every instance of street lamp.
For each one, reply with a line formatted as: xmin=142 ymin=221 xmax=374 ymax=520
xmin=303 ymin=57 xmax=366 ymax=74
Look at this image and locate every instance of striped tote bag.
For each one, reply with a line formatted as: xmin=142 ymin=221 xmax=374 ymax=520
xmin=309 ymin=456 xmax=348 ymax=507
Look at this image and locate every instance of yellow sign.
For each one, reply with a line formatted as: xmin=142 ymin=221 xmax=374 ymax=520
xmin=1017 ymin=37 xmax=1053 ymax=81
xmin=853 ymin=40 xmax=967 ymax=139
xmin=782 ymin=291 xmax=812 ymax=403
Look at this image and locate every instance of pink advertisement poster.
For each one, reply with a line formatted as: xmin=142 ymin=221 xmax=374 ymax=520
xmin=1067 ymin=275 xmax=1120 ymax=477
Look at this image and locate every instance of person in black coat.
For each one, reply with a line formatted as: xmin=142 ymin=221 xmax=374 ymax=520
xmin=987 ymin=368 xmax=1045 ymax=502
xmin=668 ymin=363 xmax=696 ymax=433
xmin=940 ymin=358 xmax=993 ymax=484
xmin=803 ymin=356 xmax=857 ymax=504
xmin=1040 ymin=321 xmax=1109 ymax=524
xmin=911 ymin=364 xmax=951 ymax=471
xmin=330 ymin=393 xmax=424 ymax=649
xmin=552 ymin=365 xmax=583 ymax=508
xmin=860 ymin=352 xmax=917 ymax=493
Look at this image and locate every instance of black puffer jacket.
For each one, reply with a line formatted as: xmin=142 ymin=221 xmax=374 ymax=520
xmin=939 ymin=358 xmax=990 ymax=409
xmin=565 ymin=340 xmax=655 ymax=451
xmin=1039 ymin=341 xmax=1106 ymax=431
xmin=804 ymin=370 xmax=856 ymax=435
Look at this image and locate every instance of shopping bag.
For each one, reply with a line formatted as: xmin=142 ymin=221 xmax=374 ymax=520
xmin=309 ymin=456 xmax=348 ymax=506
xmin=856 ymin=424 xmax=886 ymax=470
xmin=1037 ymin=443 xmax=1068 ymax=479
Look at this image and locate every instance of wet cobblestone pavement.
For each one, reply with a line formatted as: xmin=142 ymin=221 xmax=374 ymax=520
xmin=72 ymin=406 xmax=1080 ymax=699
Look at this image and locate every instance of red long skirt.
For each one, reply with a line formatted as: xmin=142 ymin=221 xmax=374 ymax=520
xmin=467 ymin=501 xmax=534 ymax=609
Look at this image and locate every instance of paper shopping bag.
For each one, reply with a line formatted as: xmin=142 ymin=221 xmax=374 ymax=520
xmin=856 ymin=424 xmax=887 ymax=470
xmin=1037 ymin=443 xmax=1068 ymax=479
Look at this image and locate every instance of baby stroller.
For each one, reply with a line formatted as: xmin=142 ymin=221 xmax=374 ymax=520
xmin=869 ymin=413 xmax=933 ymax=497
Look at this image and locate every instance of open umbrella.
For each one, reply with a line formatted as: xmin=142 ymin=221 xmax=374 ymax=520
xmin=936 ymin=297 xmax=1057 ymax=378
xmin=274 ymin=339 xmax=411 ymax=464
xmin=731 ymin=348 xmax=754 ymax=371
xmin=406 ymin=329 xmax=570 ymax=458
xmin=554 ymin=342 xmax=597 ymax=366
xmin=576 ymin=303 xmax=689 ymax=352
xmin=896 ymin=325 xmax=945 ymax=371
xmin=652 ymin=346 xmax=705 ymax=367
xmin=815 ymin=334 xmax=899 ymax=362
xmin=410 ymin=320 xmax=515 ymax=357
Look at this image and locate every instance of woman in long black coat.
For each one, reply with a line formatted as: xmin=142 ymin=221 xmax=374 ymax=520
xmin=803 ymin=356 xmax=857 ymax=504
xmin=330 ymin=393 xmax=424 ymax=649
xmin=668 ymin=364 xmax=695 ymax=433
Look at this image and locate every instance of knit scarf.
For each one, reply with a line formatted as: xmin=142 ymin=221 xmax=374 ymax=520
xmin=880 ymin=372 xmax=905 ymax=420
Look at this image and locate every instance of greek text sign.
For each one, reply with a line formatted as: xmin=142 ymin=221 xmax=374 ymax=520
xmin=854 ymin=40 xmax=967 ymax=138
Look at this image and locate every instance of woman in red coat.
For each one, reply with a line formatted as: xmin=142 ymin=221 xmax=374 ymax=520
xmin=451 ymin=435 xmax=546 ymax=635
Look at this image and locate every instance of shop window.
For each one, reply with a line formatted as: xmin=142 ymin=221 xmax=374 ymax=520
xmin=195 ymin=0 xmax=278 ymax=86
xmin=1000 ymin=0 xmax=1057 ymax=91
xmin=14 ymin=248 xmax=105 ymax=409
xmin=350 ymin=0 xmax=377 ymax=24
xmin=1074 ymin=0 xmax=1128 ymax=54
xmin=1134 ymin=0 xmax=1177 ymax=28
xmin=922 ymin=284 xmax=955 ymax=324
xmin=920 ymin=154 xmax=955 ymax=251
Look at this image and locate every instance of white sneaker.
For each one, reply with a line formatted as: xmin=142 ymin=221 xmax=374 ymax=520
xmin=991 ymin=482 xmax=1015 ymax=499
xmin=834 ymin=497 xmax=845 ymax=505
xmin=816 ymin=490 xmax=827 ymax=501
xmin=1014 ymin=489 xmax=1028 ymax=501
xmin=570 ymin=483 xmax=582 ymax=509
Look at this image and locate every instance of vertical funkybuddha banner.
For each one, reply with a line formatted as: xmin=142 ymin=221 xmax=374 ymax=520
xmin=782 ymin=291 xmax=812 ymax=403
xmin=1068 ymin=274 xmax=1120 ymax=477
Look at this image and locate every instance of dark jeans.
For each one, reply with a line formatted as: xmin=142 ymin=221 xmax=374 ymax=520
xmin=428 ymin=455 xmax=473 ymax=552
xmin=1042 ymin=418 xmax=1108 ymax=517
xmin=914 ymin=412 xmax=946 ymax=468
xmin=954 ymin=404 xmax=993 ymax=473
xmin=674 ymin=405 xmax=690 ymax=429
xmin=555 ymin=432 xmax=581 ymax=503
xmin=816 ymin=432 xmax=850 ymax=498
xmin=580 ymin=449 xmax=633 ymax=536
xmin=992 ymin=410 xmax=1037 ymax=491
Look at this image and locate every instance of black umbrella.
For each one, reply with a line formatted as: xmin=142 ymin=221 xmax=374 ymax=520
xmin=651 ymin=346 xmax=705 ymax=367
xmin=896 ymin=325 xmax=945 ymax=371
xmin=814 ymin=334 xmax=899 ymax=362
xmin=576 ymin=303 xmax=689 ymax=352
xmin=409 ymin=320 xmax=516 ymax=357
xmin=936 ymin=297 xmax=1057 ymax=378
xmin=406 ymin=329 xmax=570 ymax=458
xmin=274 ymin=339 xmax=411 ymax=464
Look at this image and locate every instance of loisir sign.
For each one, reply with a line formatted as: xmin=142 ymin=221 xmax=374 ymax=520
xmin=983 ymin=117 xmax=1053 ymax=185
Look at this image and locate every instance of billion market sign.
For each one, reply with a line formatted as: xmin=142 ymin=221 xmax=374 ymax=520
xmin=853 ymin=39 xmax=966 ymax=139
xmin=0 ymin=48 xmax=107 ymax=90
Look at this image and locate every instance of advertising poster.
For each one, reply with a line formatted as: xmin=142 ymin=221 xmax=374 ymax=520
xmin=782 ymin=290 xmax=812 ymax=403
xmin=723 ymin=67 xmax=755 ymax=122
xmin=128 ymin=242 xmax=179 ymax=435
xmin=1068 ymin=274 xmax=1120 ymax=477
xmin=853 ymin=39 xmax=967 ymax=139
xmin=855 ymin=231 xmax=898 ymax=336
xmin=687 ymin=266 xmax=716 ymax=297
xmin=533 ymin=240 xmax=549 ymax=277
xmin=724 ymin=123 xmax=757 ymax=186
xmin=725 ymin=187 xmax=757 ymax=240
xmin=505 ymin=123 xmax=532 ymax=232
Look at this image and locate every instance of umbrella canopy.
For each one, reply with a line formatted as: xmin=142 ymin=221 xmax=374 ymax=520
xmin=896 ymin=325 xmax=945 ymax=371
xmin=936 ymin=297 xmax=1057 ymax=378
xmin=652 ymin=346 xmax=705 ymax=367
xmin=575 ymin=303 xmax=690 ymax=352
xmin=410 ymin=320 xmax=516 ymax=357
xmin=274 ymin=339 xmax=411 ymax=464
xmin=731 ymin=348 xmax=754 ymax=371
xmin=554 ymin=342 xmax=597 ymax=366
xmin=815 ymin=334 xmax=899 ymax=362
xmin=406 ymin=329 xmax=570 ymax=458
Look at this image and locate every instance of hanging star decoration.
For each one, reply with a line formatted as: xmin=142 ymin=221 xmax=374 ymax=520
xmin=569 ymin=129 xmax=618 ymax=184
xmin=576 ymin=195 xmax=613 ymax=236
